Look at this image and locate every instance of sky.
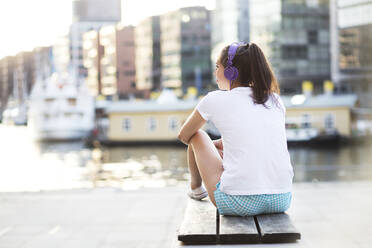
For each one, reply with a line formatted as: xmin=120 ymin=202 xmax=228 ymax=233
xmin=0 ymin=0 xmax=215 ymax=59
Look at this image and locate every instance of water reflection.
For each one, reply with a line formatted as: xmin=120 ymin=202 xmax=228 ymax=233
xmin=86 ymin=145 xmax=189 ymax=190
xmin=0 ymin=125 xmax=371 ymax=192
xmin=289 ymin=140 xmax=372 ymax=182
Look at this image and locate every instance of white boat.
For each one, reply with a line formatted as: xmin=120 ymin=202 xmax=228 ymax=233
xmin=27 ymin=72 xmax=95 ymax=141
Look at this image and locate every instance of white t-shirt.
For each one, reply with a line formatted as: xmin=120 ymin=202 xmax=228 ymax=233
xmin=196 ymin=86 xmax=294 ymax=195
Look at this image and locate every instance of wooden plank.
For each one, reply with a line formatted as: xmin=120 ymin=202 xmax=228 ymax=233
xmin=177 ymin=198 xmax=217 ymax=244
xmin=255 ymin=213 xmax=301 ymax=243
xmin=219 ymin=215 xmax=260 ymax=244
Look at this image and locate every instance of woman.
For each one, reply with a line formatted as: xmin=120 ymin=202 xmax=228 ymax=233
xmin=177 ymin=42 xmax=294 ymax=216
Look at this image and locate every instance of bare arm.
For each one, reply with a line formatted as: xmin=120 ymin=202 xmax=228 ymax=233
xmin=177 ymin=109 xmax=206 ymax=145
xmin=213 ymin=138 xmax=223 ymax=149
xmin=213 ymin=138 xmax=223 ymax=158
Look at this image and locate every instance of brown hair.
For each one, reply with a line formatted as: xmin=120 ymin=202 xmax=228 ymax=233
xmin=218 ymin=42 xmax=281 ymax=109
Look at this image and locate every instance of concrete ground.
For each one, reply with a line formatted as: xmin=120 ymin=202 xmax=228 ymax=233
xmin=0 ymin=181 xmax=371 ymax=248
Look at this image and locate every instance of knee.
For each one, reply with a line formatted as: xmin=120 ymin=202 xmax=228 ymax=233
xmin=187 ymin=143 xmax=192 ymax=152
xmin=189 ymin=130 xmax=206 ymax=144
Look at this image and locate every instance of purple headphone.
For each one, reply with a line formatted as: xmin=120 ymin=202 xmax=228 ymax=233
xmin=224 ymin=42 xmax=246 ymax=90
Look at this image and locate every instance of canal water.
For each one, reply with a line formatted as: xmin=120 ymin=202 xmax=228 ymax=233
xmin=1 ymin=125 xmax=371 ymax=192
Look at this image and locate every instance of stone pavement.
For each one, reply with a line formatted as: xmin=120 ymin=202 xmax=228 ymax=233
xmin=0 ymin=186 xmax=187 ymax=248
xmin=0 ymin=181 xmax=372 ymax=248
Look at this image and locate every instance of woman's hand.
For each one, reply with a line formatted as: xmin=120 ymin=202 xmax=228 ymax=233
xmin=213 ymin=138 xmax=223 ymax=159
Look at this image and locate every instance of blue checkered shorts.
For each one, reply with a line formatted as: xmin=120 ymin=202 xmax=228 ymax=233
xmin=213 ymin=181 xmax=292 ymax=216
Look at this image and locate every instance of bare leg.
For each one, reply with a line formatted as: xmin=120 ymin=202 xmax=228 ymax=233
xmin=189 ymin=130 xmax=224 ymax=207
xmin=187 ymin=144 xmax=202 ymax=190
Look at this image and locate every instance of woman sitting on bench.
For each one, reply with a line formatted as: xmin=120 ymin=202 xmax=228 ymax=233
xmin=177 ymin=42 xmax=294 ymax=216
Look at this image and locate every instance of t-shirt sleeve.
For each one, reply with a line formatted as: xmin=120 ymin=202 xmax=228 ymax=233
xmin=278 ymin=96 xmax=286 ymax=114
xmin=195 ymin=91 xmax=217 ymax=121
xmin=273 ymin=93 xmax=286 ymax=115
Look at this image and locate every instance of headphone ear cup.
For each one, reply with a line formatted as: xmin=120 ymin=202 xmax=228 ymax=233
xmin=224 ymin=66 xmax=239 ymax=81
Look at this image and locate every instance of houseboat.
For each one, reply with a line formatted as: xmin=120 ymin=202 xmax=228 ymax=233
xmin=281 ymin=93 xmax=358 ymax=143
xmin=92 ymin=83 xmax=358 ymax=145
xmin=92 ymin=89 xmax=200 ymax=145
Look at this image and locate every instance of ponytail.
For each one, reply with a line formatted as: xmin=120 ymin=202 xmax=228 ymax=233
xmin=248 ymin=43 xmax=280 ymax=106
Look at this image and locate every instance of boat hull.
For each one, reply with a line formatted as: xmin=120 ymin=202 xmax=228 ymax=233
xmin=31 ymin=129 xmax=90 ymax=141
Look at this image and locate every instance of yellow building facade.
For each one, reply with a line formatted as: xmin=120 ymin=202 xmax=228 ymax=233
xmin=108 ymin=110 xmax=193 ymax=141
xmin=105 ymin=98 xmax=198 ymax=142
xmin=282 ymin=93 xmax=358 ymax=139
xmin=286 ymin=107 xmax=352 ymax=137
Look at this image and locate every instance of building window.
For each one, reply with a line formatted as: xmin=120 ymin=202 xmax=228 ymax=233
xmin=147 ymin=117 xmax=157 ymax=131
xmin=281 ymin=45 xmax=308 ymax=59
xmin=280 ymin=68 xmax=297 ymax=76
xmin=168 ymin=116 xmax=179 ymax=131
xmin=181 ymin=50 xmax=193 ymax=57
xmin=308 ymin=30 xmax=318 ymax=44
xmin=45 ymin=98 xmax=54 ymax=104
xmin=301 ymin=114 xmax=311 ymax=128
xmin=124 ymin=71 xmax=135 ymax=76
xmin=122 ymin=117 xmax=131 ymax=132
xmin=185 ymin=72 xmax=194 ymax=81
xmin=324 ymin=113 xmax=334 ymax=130
xmin=67 ymin=98 xmax=77 ymax=106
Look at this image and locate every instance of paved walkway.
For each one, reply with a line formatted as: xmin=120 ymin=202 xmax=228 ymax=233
xmin=0 ymin=186 xmax=186 ymax=248
xmin=0 ymin=181 xmax=371 ymax=248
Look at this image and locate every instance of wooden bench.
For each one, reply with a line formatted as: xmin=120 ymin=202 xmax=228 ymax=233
xmin=177 ymin=198 xmax=301 ymax=245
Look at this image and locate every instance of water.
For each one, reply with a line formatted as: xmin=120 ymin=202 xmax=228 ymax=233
xmin=0 ymin=125 xmax=371 ymax=192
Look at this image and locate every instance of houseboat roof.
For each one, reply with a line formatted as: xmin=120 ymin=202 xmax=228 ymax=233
xmin=106 ymin=99 xmax=198 ymax=113
xmin=281 ymin=94 xmax=358 ymax=109
xmin=105 ymin=93 xmax=358 ymax=113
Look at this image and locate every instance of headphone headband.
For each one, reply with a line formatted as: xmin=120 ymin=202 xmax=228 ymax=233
xmin=227 ymin=42 xmax=241 ymax=62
